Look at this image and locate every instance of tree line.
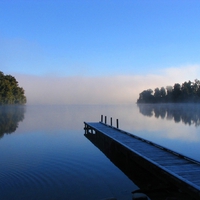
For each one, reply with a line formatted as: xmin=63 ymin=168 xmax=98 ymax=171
xmin=137 ymin=79 xmax=200 ymax=103
xmin=0 ymin=71 xmax=26 ymax=105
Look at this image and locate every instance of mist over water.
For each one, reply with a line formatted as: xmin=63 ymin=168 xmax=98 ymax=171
xmin=15 ymin=65 xmax=200 ymax=105
xmin=0 ymin=104 xmax=200 ymax=199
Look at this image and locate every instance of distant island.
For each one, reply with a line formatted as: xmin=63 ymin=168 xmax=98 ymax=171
xmin=0 ymin=71 xmax=27 ymax=105
xmin=137 ymin=79 xmax=200 ymax=103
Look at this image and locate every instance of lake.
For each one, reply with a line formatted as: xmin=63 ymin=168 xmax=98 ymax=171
xmin=0 ymin=104 xmax=200 ymax=200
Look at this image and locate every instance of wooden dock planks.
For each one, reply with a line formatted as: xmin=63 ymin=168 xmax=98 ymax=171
xmin=84 ymin=121 xmax=200 ymax=199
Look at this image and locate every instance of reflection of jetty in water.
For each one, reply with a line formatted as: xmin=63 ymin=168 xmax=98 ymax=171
xmin=137 ymin=104 xmax=200 ymax=126
xmin=0 ymin=106 xmax=25 ymax=138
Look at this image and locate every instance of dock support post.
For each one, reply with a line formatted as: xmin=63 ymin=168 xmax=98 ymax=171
xmin=110 ymin=117 xmax=112 ymax=126
xmin=105 ymin=116 xmax=107 ymax=124
xmin=116 ymin=119 xmax=119 ymax=128
xmin=101 ymin=115 xmax=103 ymax=122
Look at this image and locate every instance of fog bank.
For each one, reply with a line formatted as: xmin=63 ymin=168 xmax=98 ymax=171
xmin=14 ymin=65 xmax=200 ymax=105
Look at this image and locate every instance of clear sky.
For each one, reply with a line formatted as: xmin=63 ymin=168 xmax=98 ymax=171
xmin=1 ymin=0 xmax=200 ymax=104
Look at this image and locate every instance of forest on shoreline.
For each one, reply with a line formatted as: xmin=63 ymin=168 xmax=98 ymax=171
xmin=0 ymin=71 xmax=26 ymax=105
xmin=137 ymin=79 xmax=200 ymax=104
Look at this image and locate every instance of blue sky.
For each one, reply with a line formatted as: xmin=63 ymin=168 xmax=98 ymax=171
xmin=1 ymin=0 xmax=200 ymax=104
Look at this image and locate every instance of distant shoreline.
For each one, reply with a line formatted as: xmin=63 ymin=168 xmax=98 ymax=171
xmin=137 ymin=79 xmax=200 ymax=104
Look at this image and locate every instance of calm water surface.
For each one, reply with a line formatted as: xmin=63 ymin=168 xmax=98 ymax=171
xmin=0 ymin=104 xmax=200 ymax=200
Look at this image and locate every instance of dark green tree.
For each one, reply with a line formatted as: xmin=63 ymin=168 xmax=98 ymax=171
xmin=193 ymin=79 xmax=200 ymax=99
xmin=137 ymin=79 xmax=200 ymax=103
xmin=181 ymin=81 xmax=193 ymax=101
xmin=154 ymin=88 xmax=160 ymax=98
xmin=137 ymin=89 xmax=154 ymax=103
xmin=0 ymin=71 xmax=26 ymax=105
xmin=160 ymin=87 xmax=166 ymax=98
xmin=172 ymin=83 xmax=182 ymax=102
xmin=154 ymin=88 xmax=161 ymax=103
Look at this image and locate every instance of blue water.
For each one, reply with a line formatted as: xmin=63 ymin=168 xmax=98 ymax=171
xmin=0 ymin=105 xmax=136 ymax=200
xmin=0 ymin=104 xmax=200 ymax=199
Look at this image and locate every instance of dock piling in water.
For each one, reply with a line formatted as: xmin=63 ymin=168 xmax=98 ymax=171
xmin=116 ymin=119 xmax=119 ymax=129
xmin=101 ymin=115 xmax=103 ymax=122
xmin=100 ymin=115 xmax=119 ymax=129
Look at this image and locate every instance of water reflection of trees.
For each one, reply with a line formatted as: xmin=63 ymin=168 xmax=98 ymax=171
xmin=0 ymin=106 xmax=25 ymax=138
xmin=137 ymin=104 xmax=200 ymax=126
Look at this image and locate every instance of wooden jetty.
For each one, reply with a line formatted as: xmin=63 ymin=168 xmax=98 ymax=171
xmin=84 ymin=116 xmax=200 ymax=200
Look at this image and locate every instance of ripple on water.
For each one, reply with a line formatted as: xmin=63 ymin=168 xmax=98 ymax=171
xmin=0 ymin=149 xmax=112 ymax=198
xmin=0 ymin=132 xmax=135 ymax=200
